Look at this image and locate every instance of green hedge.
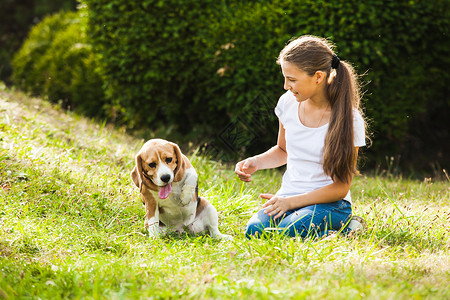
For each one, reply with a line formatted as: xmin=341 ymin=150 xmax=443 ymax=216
xmin=12 ymin=10 xmax=105 ymax=117
xmin=13 ymin=0 xmax=449 ymax=170
xmin=82 ymin=0 xmax=449 ymax=167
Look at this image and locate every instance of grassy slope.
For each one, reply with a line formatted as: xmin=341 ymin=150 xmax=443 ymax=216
xmin=0 ymin=85 xmax=449 ymax=299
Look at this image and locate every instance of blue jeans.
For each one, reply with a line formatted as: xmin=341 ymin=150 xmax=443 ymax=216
xmin=245 ymin=199 xmax=352 ymax=238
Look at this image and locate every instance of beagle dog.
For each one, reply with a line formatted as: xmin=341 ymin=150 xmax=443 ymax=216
xmin=131 ymin=139 xmax=230 ymax=239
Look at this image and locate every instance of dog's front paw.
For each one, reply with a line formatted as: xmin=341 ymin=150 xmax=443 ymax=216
xmin=147 ymin=224 xmax=162 ymax=238
xmin=180 ymin=185 xmax=196 ymax=206
xmin=209 ymin=228 xmax=233 ymax=240
xmin=215 ymin=233 xmax=233 ymax=240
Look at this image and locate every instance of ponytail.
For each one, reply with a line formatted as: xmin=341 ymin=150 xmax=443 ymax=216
xmin=323 ymin=60 xmax=361 ymax=183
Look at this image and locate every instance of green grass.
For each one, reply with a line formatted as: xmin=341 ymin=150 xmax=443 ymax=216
xmin=0 ymin=84 xmax=449 ymax=299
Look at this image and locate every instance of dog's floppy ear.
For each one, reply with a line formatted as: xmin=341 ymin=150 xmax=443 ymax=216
xmin=131 ymin=165 xmax=141 ymax=190
xmin=172 ymin=143 xmax=187 ymax=182
xmin=131 ymin=153 xmax=157 ymax=192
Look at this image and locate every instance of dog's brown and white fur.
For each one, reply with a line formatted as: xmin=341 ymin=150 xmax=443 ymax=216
xmin=131 ymin=139 xmax=230 ymax=239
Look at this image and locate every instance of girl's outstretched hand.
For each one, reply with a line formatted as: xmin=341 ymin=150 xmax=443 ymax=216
xmin=235 ymin=157 xmax=258 ymax=182
xmin=261 ymin=193 xmax=291 ymax=220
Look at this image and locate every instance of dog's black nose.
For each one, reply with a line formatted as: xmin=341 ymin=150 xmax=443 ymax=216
xmin=161 ymin=174 xmax=171 ymax=183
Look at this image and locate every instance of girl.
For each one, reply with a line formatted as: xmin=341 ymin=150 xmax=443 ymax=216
xmin=235 ymin=35 xmax=367 ymax=238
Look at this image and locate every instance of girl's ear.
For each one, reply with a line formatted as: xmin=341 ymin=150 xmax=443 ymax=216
xmin=314 ymin=71 xmax=326 ymax=84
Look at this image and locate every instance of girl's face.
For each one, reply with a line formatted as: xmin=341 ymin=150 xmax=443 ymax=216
xmin=280 ymin=60 xmax=318 ymax=102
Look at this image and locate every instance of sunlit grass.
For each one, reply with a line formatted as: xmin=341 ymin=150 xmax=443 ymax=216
xmin=0 ymin=86 xmax=449 ymax=299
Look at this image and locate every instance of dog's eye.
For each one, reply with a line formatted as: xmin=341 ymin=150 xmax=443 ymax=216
xmin=165 ymin=157 xmax=173 ymax=163
xmin=149 ymin=162 xmax=157 ymax=168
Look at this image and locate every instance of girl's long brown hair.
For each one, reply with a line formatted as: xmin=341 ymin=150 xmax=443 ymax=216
xmin=277 ymin=35 xmax=365 ymax=184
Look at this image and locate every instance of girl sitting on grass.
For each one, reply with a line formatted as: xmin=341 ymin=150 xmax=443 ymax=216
xmin=235 ymin=35 xmax=367 ymax=238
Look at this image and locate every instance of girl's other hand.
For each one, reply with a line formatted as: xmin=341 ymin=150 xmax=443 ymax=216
xmin=261 ymin=193 xmax=291 ymax=220
xmin=235 ymin=157 xmax=258 ymax=182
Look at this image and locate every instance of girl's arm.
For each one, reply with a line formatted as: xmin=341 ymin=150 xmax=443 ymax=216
xmin=262 ymin=148 xmax=359 ymax=219
xmin=235 ymin=121 xmax=287 ymax=182
xmin=254 ymin=121 xmax=287 ymax=169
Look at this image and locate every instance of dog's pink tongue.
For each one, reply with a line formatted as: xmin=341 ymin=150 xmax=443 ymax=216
xmin=159 ymin=184 xmax=172 ymax=199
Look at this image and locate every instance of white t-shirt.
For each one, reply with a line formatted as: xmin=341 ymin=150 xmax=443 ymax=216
xmin=274 ymin=91 xmax=366 ymax=203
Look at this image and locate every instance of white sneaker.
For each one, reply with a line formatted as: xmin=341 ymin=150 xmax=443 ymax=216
xmin=347 ymin=215 xmax=367 ymax=232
